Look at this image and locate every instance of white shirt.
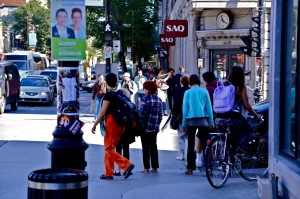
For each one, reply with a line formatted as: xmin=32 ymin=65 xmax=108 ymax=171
xmin=134 ymin=75 xmax=147 ymax=94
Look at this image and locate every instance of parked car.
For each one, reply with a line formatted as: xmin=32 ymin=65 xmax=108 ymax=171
xmin=81 ymin=80 xmax=96 ymax=93
xmin=249 ymin=100 xmax=269 ymax=135
xmin=19 ymin=75 xmax=54 ymax=105
xmin=40 ymin=69 xmax=58 ymax=94
xmin=0 ymin=61 xmax=20 ymax=113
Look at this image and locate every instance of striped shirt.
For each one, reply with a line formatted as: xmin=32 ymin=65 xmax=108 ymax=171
xmin=139 ymin=94 xmax=163 ymax=132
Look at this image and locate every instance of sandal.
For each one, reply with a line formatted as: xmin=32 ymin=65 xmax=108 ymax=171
xmin=100 ymin=174 xmax=113 ymax=180
xmin=113 ymin=171 xmax=121 ymax=176
xmin=141 ymin=169 xmax=149 ymax=173
xmin=150 ymin=169 xmax=158 ymax=173
xmin=185 ymin=169 xmax=193 ymax=175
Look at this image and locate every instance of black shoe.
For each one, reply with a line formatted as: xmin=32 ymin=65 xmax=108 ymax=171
xmin=100 ymin=174 xmax=113 ymax=180
xmin=113 ymin=171 xmax=121 ymax=176
xmin=123 ymin=171 xmax=133 ymax=176
xmin=124 ymin=164 xmax=135 ymax=179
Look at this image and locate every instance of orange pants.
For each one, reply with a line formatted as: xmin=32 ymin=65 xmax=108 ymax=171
xmin=104 ymin=114 xmax=132 ymax=176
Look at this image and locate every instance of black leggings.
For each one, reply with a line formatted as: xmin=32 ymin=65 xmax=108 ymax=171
xmin=116 ymin=142 xmax=130 ymax=160
xmin=186 ymin=126 xmax=209 ymax=170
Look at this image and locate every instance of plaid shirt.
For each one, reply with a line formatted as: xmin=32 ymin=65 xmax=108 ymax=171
xmin=139 ymin=94 xmax=163 ymax=132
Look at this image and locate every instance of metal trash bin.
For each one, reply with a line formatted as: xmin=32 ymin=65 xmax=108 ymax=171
xmin=28 ymin=168 xmax=88 ymax=199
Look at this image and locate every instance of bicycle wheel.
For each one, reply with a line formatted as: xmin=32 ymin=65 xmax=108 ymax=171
xmin=238 ymin=135 xmax=268 ymax=181
xmin=205 ymin=136 xmax=230 ymax=188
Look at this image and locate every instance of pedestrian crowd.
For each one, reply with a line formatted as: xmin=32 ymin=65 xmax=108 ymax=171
xmin=90 ymin=64 xmax=263 ymax=179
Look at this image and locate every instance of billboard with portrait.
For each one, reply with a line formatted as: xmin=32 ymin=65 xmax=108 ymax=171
xmin=51 ymin=0 xmax=86 ymax=60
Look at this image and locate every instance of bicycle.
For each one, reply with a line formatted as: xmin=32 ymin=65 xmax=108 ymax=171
xmin=204 ymin=118 xmax=268 ymax=189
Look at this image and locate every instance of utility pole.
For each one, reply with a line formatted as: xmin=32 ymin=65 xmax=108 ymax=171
xmin=104 ymin=0 xmax=112 ymax=74
xmin=240 ymin=0 xmax=265 ymax=103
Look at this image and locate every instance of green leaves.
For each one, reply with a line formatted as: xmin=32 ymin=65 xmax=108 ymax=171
xmin=86 ymin=0 xmax=160 ymax=63
xmin=11 ymin=0 xmax=50 ymax=52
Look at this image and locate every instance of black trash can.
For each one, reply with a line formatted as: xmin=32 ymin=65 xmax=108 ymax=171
xmin=28 ymin=168 xmax=88 ymax=199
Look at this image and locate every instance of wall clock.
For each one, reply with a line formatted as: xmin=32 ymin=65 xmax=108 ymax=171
xmin=216 ymin=11 xmax=233 ymax=29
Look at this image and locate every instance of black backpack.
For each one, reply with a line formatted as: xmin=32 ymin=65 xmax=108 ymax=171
xmin=129 ymin=110 xmax=145 ymax=136
xmin=111 ymin=91 xmax=136 ymax=127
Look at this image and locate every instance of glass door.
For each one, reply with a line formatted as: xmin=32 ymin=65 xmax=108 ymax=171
xmin=211 ymin=50 xmax=245 ymax=80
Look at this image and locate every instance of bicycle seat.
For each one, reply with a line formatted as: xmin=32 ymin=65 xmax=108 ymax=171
xmin=209 ymin=132 xmax=226 ymax=136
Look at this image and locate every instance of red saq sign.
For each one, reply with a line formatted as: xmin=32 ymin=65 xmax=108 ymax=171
xmin=160 ymin=34 xmax=175 ymax=46
xmin=164 ymin=20 xmax=188 ymax=37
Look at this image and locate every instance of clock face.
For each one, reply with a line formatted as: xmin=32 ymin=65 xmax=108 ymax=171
xmin=216 ymin=12 xmax=232 ymax=29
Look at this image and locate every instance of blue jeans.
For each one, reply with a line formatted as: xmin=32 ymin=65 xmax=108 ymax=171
xmin=94 ymin=97 xmax=102 ymax=120
xmin=177 ymin=123 xmax=188 ymax=158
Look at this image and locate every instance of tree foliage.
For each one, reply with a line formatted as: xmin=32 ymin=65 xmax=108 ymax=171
xmin=86 ymin=0 xmax=161 ymax=65
xmin=11 ymin=0 xmax=50 ymax=53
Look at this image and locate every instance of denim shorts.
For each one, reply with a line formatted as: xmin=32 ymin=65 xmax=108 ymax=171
xmin=215 ymin=117 xmax=253 ymax=148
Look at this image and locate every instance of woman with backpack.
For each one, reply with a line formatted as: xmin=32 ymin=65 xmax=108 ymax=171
xmin=182 ymin=74 xmax=214 ymax=175
xmin=91 ymin=73 xmax=135 ymax=180
xmin=113 ymin=88 xmax=136 ymax=176
xmin=172 ymin=75 xmax=190 ymax=161
xmin=214 ymin=66 xmax=264 ymax=153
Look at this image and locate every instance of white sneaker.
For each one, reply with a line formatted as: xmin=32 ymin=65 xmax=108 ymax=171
xmin=176 ymin=156 xmax=184 ymax=161
xmin=196 ymin=160 xmax=203 ymax=167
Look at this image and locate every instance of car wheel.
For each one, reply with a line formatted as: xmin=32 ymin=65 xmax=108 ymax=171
xmin=10 ymin=101 xmax=18 ymax=110
xmin=0 ymin=96 xmax=6 ymax=114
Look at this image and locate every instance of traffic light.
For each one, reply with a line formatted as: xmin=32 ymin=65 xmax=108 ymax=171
xmin=103 ymin=22 xmax=113 ymax=42
xmin=240 ymin=12 xmax=262 ymax=57
xmin=240 ymin=36 xmax=252 ymax=56
xmin=251 ymin=15 xmax=261 ymax=57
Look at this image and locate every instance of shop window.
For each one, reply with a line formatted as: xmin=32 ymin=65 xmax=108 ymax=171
xmin=210 ymin=50 xmax=245 ymax=80
xmin=282 ymin=0 xmax=299 ymax=158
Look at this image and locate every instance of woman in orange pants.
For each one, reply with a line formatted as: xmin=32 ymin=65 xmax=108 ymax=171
xmin=92 ymin=73 xmax=135 ymax=180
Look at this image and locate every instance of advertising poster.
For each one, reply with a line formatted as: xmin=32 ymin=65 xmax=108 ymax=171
xmin=57 ymin=67 xmax=84 ymax=134
xmin=51 ymin=0 xmax=86 ymax=60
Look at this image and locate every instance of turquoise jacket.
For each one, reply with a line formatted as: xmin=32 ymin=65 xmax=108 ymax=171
xmin=182 ymin=86 xmax=214 ymax=127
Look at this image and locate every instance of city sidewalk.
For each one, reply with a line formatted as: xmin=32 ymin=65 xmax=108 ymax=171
xmin=0 ymin=115 xmax=259 ymax=199
xmin=0 ymin=143 xmax=259 ymax=199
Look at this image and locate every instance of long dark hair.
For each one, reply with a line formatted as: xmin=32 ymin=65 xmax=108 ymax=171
xmin=227 ymin=66 xmax=245 ymax=94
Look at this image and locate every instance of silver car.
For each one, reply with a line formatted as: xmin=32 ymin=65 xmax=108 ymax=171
xmin=19 ymin=76 xmax=54 ymax=105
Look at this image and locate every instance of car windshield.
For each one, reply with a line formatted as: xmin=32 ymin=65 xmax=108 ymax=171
xmin=40 ymin=71 xmax=57 ymax=80
xmin=21 ymin=78 xmax=48 ymax=87
xmin=13 ymin=62 xmax=28 ymax=70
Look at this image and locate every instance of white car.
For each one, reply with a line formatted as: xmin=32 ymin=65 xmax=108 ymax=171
xmin=19 ymin=75 xmax=54 ymax=105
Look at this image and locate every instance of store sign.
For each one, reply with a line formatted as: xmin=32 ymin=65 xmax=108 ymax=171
xmin=164 ymin=20 xmax=188 ymax=37
xmin=160 ymin=34 xmax=175 ymax=46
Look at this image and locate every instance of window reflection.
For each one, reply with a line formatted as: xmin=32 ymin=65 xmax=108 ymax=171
xmin=284 ymin=1 xmax=298 ymax=156
xmin=212 ymin=51 xmax=245 ymax=80
xmin=214 ymin=53 xmax=227 ymax=79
